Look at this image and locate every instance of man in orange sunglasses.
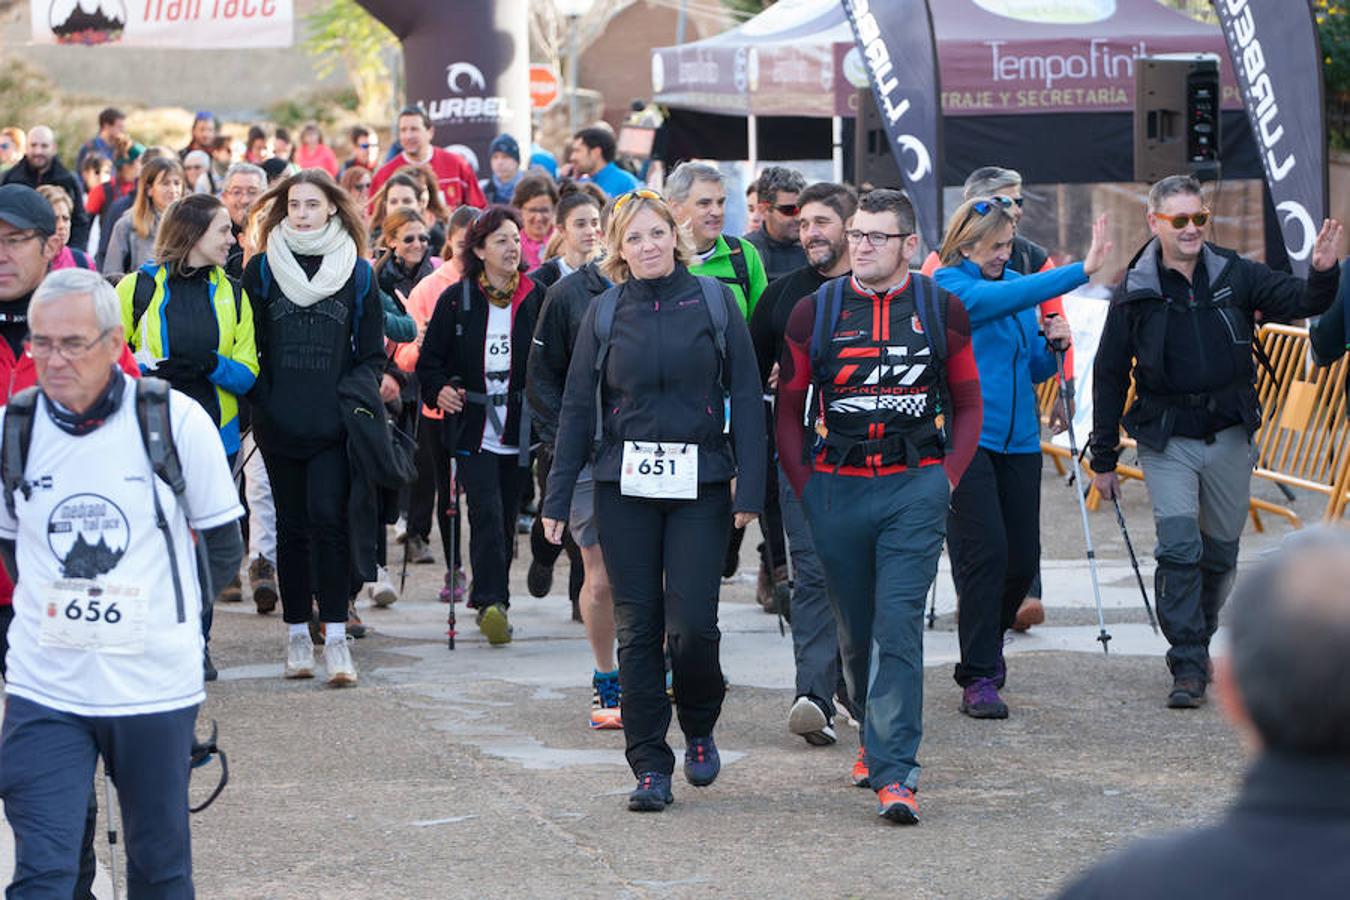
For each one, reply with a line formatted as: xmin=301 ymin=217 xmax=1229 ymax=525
xmin=1089 ymin=174 xmax=1342 ymax=710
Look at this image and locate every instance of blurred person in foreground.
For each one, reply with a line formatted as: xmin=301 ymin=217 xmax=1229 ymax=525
xmin=1060 ymin=528 xmax=1350 ymax=899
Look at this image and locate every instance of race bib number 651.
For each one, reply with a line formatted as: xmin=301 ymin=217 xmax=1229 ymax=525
xmin=621 ymin=442 xmax=698 ymax=500
xmin=39 ymin=579 xmax=148 ymax=655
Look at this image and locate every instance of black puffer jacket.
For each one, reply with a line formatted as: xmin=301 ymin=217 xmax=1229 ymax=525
xmin=527 ymin=261 xmax=611 ymax=445
xmin=543 ymin=265 xmax=766 ymax=519
xmin=1090 ymin=240 xmax=1339 ymax=471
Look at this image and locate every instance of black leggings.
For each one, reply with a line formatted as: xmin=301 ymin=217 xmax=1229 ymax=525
xmin=529 ymin=445 xmax=584 ymax=599
xmin=457 ymin=451 xmax=526 ymax=609
xmin=264 ymin=444 xmax=352 ymax=624
xmin=408 ymin=413 xmax=463 ymax=569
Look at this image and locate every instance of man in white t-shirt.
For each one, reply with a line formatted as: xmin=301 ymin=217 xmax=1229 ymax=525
xmin=0 ymin=268 xmax=243 ymax=897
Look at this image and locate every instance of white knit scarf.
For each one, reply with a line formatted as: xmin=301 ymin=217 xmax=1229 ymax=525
xmin=265 ymin=218 xmax=359 ymax=308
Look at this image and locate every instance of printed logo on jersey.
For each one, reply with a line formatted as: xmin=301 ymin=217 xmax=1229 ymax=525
xmin=911 ymin=313 xmax=924 ymax=334
xmin=47 ymin=493 xmax=129 ymax=579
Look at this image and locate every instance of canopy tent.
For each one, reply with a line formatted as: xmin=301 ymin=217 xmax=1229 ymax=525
xmin=650 ymin=0 xmax=1262 ymax=186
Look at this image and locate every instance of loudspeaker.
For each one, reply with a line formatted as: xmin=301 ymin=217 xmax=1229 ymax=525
xmin=854 ymin=89 xmax=903 ymax=190
xmin=1134 ymin=54 xmax=1222 ymax=183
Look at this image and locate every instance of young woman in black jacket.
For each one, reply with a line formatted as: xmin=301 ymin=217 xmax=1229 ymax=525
xmin=417 ymin=205 xmax=542 ymax=646
xmin=541 ymin=190 xmax=765 ymax=812
xmin=243 ymin=169 xmax=384 ymax=687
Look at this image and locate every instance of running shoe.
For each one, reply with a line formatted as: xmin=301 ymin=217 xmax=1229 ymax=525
xmin=477 ymin=603 xmax=512 ymax=645
xmin=876 ymin=783 xmax=920 ymax=824
xmin=248 ymin=556 xmax=278 ymax=614
xmin=217 ymin=573 xmax=242 ymax=603
xmin=368 ymin=566 xmax=399 ymax=608
xmin=590 ymin=670 xmax=623 ymax=730
xmin=284 ymin=632 xmax=315 ymax=679
xmin=1167 ymin=676 xmax=1206 ymax=709
xmin=324 ymin=639 xmax=358 ymax=687
xmin=683 ymin=736 xmax=720 ymax=787
xmin=405 ymin=535 xmax=435 ymax=565
xmin=628 ymin=772 xmax=673 ymax=812
xmin=960 ymin=677 xmax=1009 ymax=719
xmin=851 ymin=746 xmax=870 ymax=788
xmin=788 ymin=695 xmax=836 ymax=746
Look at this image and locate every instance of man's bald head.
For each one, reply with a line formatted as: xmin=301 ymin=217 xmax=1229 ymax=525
xmin=1225 ymin=529 xmax=1350 ymax=759
xmin=25 ymin=126 xmax=54 ymax=173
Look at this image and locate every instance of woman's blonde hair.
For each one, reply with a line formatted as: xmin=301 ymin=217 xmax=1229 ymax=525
xmin=35 ymin=185 xmax=71 ymax=217
xmin=599 ymin=191 xmax=693 ymax=284
xmin=132 ymin=157 xmax=184 ymax=239
xmin=937 ymin=198 xmax=1017 ymax=268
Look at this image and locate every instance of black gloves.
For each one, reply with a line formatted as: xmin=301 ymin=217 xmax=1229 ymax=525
xmin=150 ymin=351 xmax=217 ymax=384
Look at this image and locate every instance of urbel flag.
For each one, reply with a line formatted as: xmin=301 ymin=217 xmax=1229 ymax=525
xmin=1216 ymin=0 xmax=1326 ymax=277
xmin=841 ymin=0 xmax=943 ymax=249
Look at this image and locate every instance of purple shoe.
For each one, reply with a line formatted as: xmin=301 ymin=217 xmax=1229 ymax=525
xmin=960 ymin=677 xmax=1009 ymax=719
xmin=994 ymin=647 xmax=1007 ymax=690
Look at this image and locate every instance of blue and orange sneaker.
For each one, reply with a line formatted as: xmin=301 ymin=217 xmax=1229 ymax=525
xmin=590 ymin=669 xmax=623 ymax=730
xmin=851 ymin=746 xmax=870 ymax=788
xmin=683 ymin=736 xmax=720 ymax=786
xmin=876 ymin=782 xmax=920 ymax=824
xmin=628 ymin=771 xmax=673 ymax=812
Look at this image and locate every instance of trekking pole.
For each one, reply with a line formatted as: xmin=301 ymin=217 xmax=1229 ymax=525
xmin=103 ymin=768 xmax=121 ymax=900
xmin=399 ymin=413 xmax=421 ymax=595
xmin=926 ymin=578 xmax=938 ymax=630
xmin=1111 ymin=497 xmax=1159 ymax=634
xmin=446 ymin=378 xmax=464 ymax=651
xmin=1047 ymin=320 xmax=1111 ymax=654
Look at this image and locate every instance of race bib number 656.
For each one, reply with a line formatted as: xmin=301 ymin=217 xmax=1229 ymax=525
xmin=621 ymin=442 xmax=698 ymax=500
xmin=39 ymin=579 xmax=148 ymax=655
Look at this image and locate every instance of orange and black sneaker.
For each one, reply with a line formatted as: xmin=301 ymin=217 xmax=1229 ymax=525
xmin=851 ymin=746 xmax=870 ymax=788
xmin=589 ymin=670 xmax=623 ymax=730
xmin=876 ymin=783 xmax=920 ymax=824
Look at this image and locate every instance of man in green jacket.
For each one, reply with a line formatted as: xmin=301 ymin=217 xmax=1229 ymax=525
xmin=666 ymin=161 xmax=767 ymax=320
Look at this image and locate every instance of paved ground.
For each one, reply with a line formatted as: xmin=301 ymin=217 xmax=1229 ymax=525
xmin=3 ymin=462 xmax=1309 ymax=898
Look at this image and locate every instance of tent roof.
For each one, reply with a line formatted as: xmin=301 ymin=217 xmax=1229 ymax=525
xmin=651 ymin=0 xmax=1238 ymax=118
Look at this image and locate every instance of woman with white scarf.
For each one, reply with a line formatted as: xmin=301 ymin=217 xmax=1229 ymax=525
xmin=242 ymin=170 xmax=384 ymax=687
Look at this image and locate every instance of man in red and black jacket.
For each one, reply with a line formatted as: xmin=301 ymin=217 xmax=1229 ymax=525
xmin=775 ymin=189 xmax=981 ymax=826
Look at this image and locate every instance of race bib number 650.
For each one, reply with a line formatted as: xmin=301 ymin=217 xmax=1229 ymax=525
xmin=621 ymin=442 xmax=698 ymax=500
xmin=39 ymin=579 xmax=148 ymax=655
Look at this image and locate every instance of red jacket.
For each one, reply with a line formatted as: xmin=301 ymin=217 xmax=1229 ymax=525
xmin=0 ymin=340 xmax=140 ymax=606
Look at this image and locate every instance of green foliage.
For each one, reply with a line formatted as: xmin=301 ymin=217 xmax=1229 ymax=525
xmin=267 ymin=89 xmax=361 ymax=130
xmin=1318 ymin=1 xmax=1350 ymax=96
xmin=303 ymin=0 xmax=399 ymax=122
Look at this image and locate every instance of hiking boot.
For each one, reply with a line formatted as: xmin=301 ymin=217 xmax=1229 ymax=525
xmin=367 ymin=566 xmax=399 ymax=608
xmin=876 ymin=783 xmax=920 ymax=824
xmin=527 ymin=560 xmax=554 ymax=598
xmin=477 ymin=603 xmax=512 ymax=645
xmin=1167 ymin=676 xmax=1206 ymax=709
xmin=683 ymin=736 xmax=720 ymax=787
xmin=203 ymin=649 xmax=218 ymax=682
xmin=628 ymin=772 xmax=673 ymax=812
xmin=756 ymin=563 xmax=790 ymax=615
xmin=217 ymin=573 xmax=242 ymax=603
xmin=248 ymin=557 xmax=278 ymax=614
xmin=788 ymin=695 xmax=836 ymax=746
xmin=590 ymin=669 xmax=623 ymax=730
xmin=516 ymin=512 xmax=534 ymax=535
xmin=346 ymin=599 xmax=368 ymax=639
xmin=960 ymin=677 xmax=1009 ymax=719
xmin=284 ymin=632 xmax=315 ymax=679
xmin=1012 ymin=596 xmax=1044 ymax=632
xmin=324 ymin=639 xmax=358 ymax=687
xmin=851 ymin=746 xmax=870 ymax=788
xmin=405 ymin=535 xmax=435 ymax=565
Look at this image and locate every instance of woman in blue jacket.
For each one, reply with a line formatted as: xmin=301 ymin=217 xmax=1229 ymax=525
xmin=934 ymin=198 xmax=1110 ymax=720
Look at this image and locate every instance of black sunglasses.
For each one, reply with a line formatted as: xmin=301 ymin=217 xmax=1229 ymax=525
xmin=774 ymin=204 xmax=800 ymax=216
xmin=400 ymin=234 xmax=430 ymax=245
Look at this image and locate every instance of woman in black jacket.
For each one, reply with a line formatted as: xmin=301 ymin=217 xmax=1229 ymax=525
xmin=541 ymin=190 xmax=765 ymax=812
xmin=243 ymin=169 xmax=384 ymax=688
xmin=375 ymin=207 xmax=438 ymax=302
xmin=417 ymin=205 xmax=542 ymax=646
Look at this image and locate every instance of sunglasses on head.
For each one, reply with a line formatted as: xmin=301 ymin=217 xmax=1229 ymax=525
xmin=773 ymin=204 xmax=800 ymax=217
xmin=400 ymin=234 xmax=430 ymax=245
xmin=1159 ymin=211 xmax=1210 ymax=229
xmin=613 ymin=188 xmax=662 ymax=213
xmin=970 ymin=195 xmax=1020 ymax=217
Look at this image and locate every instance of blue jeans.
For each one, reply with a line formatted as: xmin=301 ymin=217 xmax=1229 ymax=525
xmin=778 ymin=463 xmax=837 ymax=713
xmin=802 ymin=465 xmax=949 ymax=791
xmin=0 ymin=696 xmax=198 ymax=899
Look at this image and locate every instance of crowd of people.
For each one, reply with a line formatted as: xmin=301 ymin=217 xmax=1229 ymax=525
xmin=0 ymin=97 xmax=1346 ymax=894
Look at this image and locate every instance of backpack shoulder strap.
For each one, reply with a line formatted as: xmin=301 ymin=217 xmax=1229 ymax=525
xmin=912 ymin=273 xmax=947 ymax=362
xmin=809 ymin=278 xmax=846 ymax=382
xmin=727 ymin=238 xmax=751 ymax=306
xmin=221 ymin=271 xmax=244 ymax=320
xmin=694 ymin=275 xmax=729 ymax=360
xmin=591 ymin=285 xmax=621 ymax=441
xmin=130 ymin=265 xmax=160 ymax=340
xmin=258 ymin=252 xmax=272 ymax=301
xmin=1 ymin=387 xmax=41 ymax=518
xmin=135 ymin=378 xmax=187 ymax=502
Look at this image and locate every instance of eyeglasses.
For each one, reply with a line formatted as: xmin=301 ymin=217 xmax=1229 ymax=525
xmin=400 ymin=234 xmax=430 ymax=245
xmin=845 ymin=229 xmax=909 ymax=248
xmin=357 ymin=142 xmax=372 ymax=150
xmin=0 ymin=232 xmax=42 ymax=252
xmin=773 ymin=204 xmax=800 ymax=217
xmin=225 ymin=188 xmax=261 ymax=199
xmin=1158 ymin=211 xmax=1210 ymax=229
xmin=355 ymin=181 xmax=371 ymax=191
xmin=27 ymin=327 xmax=113 ymax=360
xmin=613 ymin=188 xmax=662 ymax=213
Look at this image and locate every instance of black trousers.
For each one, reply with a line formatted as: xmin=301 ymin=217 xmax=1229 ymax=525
xmin=408 ymin=413 xmax=462 ymax=569
xmin=947 ymin=448 xmax=1042 ymax=685
xmin=596 ymin=481 xmax=730 ymax=777
xmin=457 ymin=451 xmax=526 ymax=610
xmin=529 ymin=445 xmax=584 ymax=599
xmin=263 ymin=443 xmax=352 ymax=624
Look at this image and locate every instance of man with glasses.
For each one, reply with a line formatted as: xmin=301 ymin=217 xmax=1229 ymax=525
xmin=340 ymin=125 xmax=379 ymax=177
xmin=1090 ymin=174 xmax=1342 ymax=709
xmin=745 ymin=166 xmax=807 ymax=280
xmin=0 ymin=267 xmax=242 ymax=898
xmin=775 ymin=189 xmax=982 ymax=824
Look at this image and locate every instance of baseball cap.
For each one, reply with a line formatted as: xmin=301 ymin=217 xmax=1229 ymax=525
xmin=114 ymin=142 xmax=145 ymax=169
xmin=0 ymin=185 xmax=56 ymax=236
